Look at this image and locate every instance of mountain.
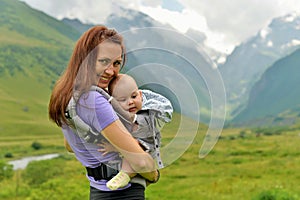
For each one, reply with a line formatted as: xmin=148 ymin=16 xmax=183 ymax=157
xmin=232 ymin=47 xmax=300 ymax=126
xmin=2 ymin=0 xmax=299 ymax=129
xmin=61 ymin=18 xmax=93 ymax=34
xmin=63 ymin=6 xmax=222 ymax=122
xmin=105 ymin=6 xmax=224 ymax=65
xmin=105 ymin=7 xmax=219 ymax=122
xmin=219 ymin=12 xmax=300 ymax=118
xmin=185 ymin=28 xmax=226 ymax=65
xmin=0 ymin=0 xmax=80 ymax=135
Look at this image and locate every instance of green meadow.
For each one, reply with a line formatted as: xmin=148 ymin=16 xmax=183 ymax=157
xmin=1 ymin=1 xmax=300 ymax=199
xmin=1 ymin=112 xmax=300 ymax=200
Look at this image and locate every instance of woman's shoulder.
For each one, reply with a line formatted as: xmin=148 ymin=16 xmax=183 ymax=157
xmin=79 ymin=90 xmax=107 ymax=103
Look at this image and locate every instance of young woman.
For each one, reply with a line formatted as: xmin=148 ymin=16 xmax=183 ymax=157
xmin=48 ymin=25 xmax=159 ymax=200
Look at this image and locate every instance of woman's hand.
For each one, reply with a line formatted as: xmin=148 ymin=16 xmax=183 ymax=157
xmin=97 ymin=140 xmax=117 ymax=155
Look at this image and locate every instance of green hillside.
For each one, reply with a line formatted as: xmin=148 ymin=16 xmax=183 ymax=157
xmin=0 ymin=0 xmax=80 ymax=137
xmin=232 ymin=48 xmax=300 ymax=126
xmin=0 ymin=0 xmax=80 ymax=46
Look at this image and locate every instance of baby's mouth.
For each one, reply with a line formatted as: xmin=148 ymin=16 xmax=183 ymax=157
xmin=128 ymin=107 xmax=136 ymax=113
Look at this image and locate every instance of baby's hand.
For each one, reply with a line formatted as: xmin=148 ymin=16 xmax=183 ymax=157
xmin=132 ymin=122 xmax=139 ymax=132
xmin=97 ymin=140 xmax=117 ymax=156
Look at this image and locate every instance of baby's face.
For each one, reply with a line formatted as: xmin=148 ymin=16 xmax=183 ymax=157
xmin=112 ymin=76 xmax=143 ymax=114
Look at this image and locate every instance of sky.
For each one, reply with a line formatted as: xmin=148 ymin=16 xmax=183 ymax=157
xmin=19 ymin=0 xmax=300 ymax=54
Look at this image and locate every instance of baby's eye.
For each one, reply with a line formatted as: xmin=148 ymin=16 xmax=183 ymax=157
xmin=117 ymin=98 xmax=126 ymax=102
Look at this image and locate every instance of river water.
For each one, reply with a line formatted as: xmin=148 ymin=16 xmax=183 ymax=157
xmin=8 ymin=153 xmax=60 ymax=170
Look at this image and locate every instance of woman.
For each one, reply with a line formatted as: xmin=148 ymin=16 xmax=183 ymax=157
xmin=48 ymin=25 xmax=159 ymax=199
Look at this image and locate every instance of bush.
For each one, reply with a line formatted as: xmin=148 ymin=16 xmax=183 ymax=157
xmin=4 ymin=153 xmax=13 ymax=158
xmin=253 ymin=189 xmax=297 ymax=200
xmin=31 ymin=141 xmax=42 ymax=150
xmin=239 ymin=130 xmax=247 ymax=138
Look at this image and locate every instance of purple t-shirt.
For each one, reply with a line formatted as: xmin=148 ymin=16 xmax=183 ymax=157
xmin=62 ymin=91 xmax=129 ymax=191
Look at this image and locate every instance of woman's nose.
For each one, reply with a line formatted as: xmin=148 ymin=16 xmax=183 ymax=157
xmin=104 ymin=64 xmax=114 ymax=75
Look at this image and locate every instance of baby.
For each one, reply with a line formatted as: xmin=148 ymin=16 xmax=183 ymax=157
xmin=98 ymin=74 xmax=173 ymax=190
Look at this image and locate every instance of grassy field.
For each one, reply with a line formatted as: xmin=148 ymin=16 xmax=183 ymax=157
xmin=146 ymin=126 xmax=300 ymax=200
xmin=1 ymin=113 xmax=300 ymax=199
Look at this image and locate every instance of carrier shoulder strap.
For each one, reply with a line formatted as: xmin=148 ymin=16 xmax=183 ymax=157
xmin=90 ymin=86 xmax=134 ymax=129
xmin=65 ymin=86 xmax=134 ymax=143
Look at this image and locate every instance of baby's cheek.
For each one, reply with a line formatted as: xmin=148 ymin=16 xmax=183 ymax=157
xmin=119 ymin=102 xmax=129 ymax=111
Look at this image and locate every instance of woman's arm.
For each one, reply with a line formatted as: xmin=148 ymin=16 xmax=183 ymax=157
xmin=101 ymin=119 xmax=158 ymax=182
xmin=64 ymin=137 xmax=74 ymax=153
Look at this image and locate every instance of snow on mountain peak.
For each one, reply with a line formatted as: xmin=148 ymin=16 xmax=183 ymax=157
xmin=283 ymin=12 xmax=297 ymax=22
xmin=259 ymin=27 xmax=271 ymax=40
xmin=267 ymin=40 xmax=273 ymax=47
xmin=281 ymin=39 xmax=300 ymax=49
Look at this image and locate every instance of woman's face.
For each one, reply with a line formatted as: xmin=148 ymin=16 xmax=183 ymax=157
xmin=95 ymin=41 xmax=123 ymax=89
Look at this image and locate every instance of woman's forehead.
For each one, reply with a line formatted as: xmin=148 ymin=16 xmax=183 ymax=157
xmin=97 ymin=41 xmax=122 ymax=58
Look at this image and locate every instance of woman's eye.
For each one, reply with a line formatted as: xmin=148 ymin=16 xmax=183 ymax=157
xmin=113 ymin=60 xmax=122 ymax=67
xmin=98 ymin=59 xmax=110 ymax=66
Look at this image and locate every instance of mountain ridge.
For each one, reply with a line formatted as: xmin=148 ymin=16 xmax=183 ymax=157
xmin=219 ymin=12 xmax=300 ymax=119
xmin=1 ymin=0 xmax=300 ymax=128
xmin=61 ymin=7 xmax=218 ymax=122
xmin=232 ymin=47 xmax=300 ymax=126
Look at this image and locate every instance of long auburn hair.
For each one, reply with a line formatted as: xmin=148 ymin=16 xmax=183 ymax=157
xmin=48 ymin=25 xmax=126 ymax=127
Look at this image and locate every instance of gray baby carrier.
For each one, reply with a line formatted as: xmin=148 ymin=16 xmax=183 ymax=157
xmin=64 ymin=85 xmax=133 ymax=143
xmin=65 ymin=85 xmax=173 ymax=168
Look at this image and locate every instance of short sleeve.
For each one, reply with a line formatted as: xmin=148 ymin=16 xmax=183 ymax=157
xmin=77 ymin=91 xmax=118 ymax=133
xmin=94 ymin=93 xmax=119 ymax=131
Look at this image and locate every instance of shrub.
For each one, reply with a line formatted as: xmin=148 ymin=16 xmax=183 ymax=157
xmin=253 ymin=189 xmax=297 ymax=200
xmin=4 ymin=153 xmax=13 ymax=158
xmin=31 ymin=141 xmax=42 ymax=150
xmin=239 ymin=130 xmax=246 ymax=138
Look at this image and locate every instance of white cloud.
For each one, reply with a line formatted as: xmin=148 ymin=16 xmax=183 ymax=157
xmin=139 ymin=4 xmax=234 ymax=53
xmin=19 ymin=0 xmax=300 ymax=54
xmin=140 ymin=6 xmax=207 ymax=33
xmin=180 ymin=0 xmax=300 ymax=51
xmin=20 ymin=0 xmax=111 ymax=23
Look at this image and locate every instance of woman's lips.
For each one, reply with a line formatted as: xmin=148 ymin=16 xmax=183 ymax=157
xmin=99 ymin=76 xmax=110 ymax=83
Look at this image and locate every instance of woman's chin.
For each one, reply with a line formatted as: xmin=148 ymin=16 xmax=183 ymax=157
xmin=97 ymin=82 xmax=109 ymax=89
